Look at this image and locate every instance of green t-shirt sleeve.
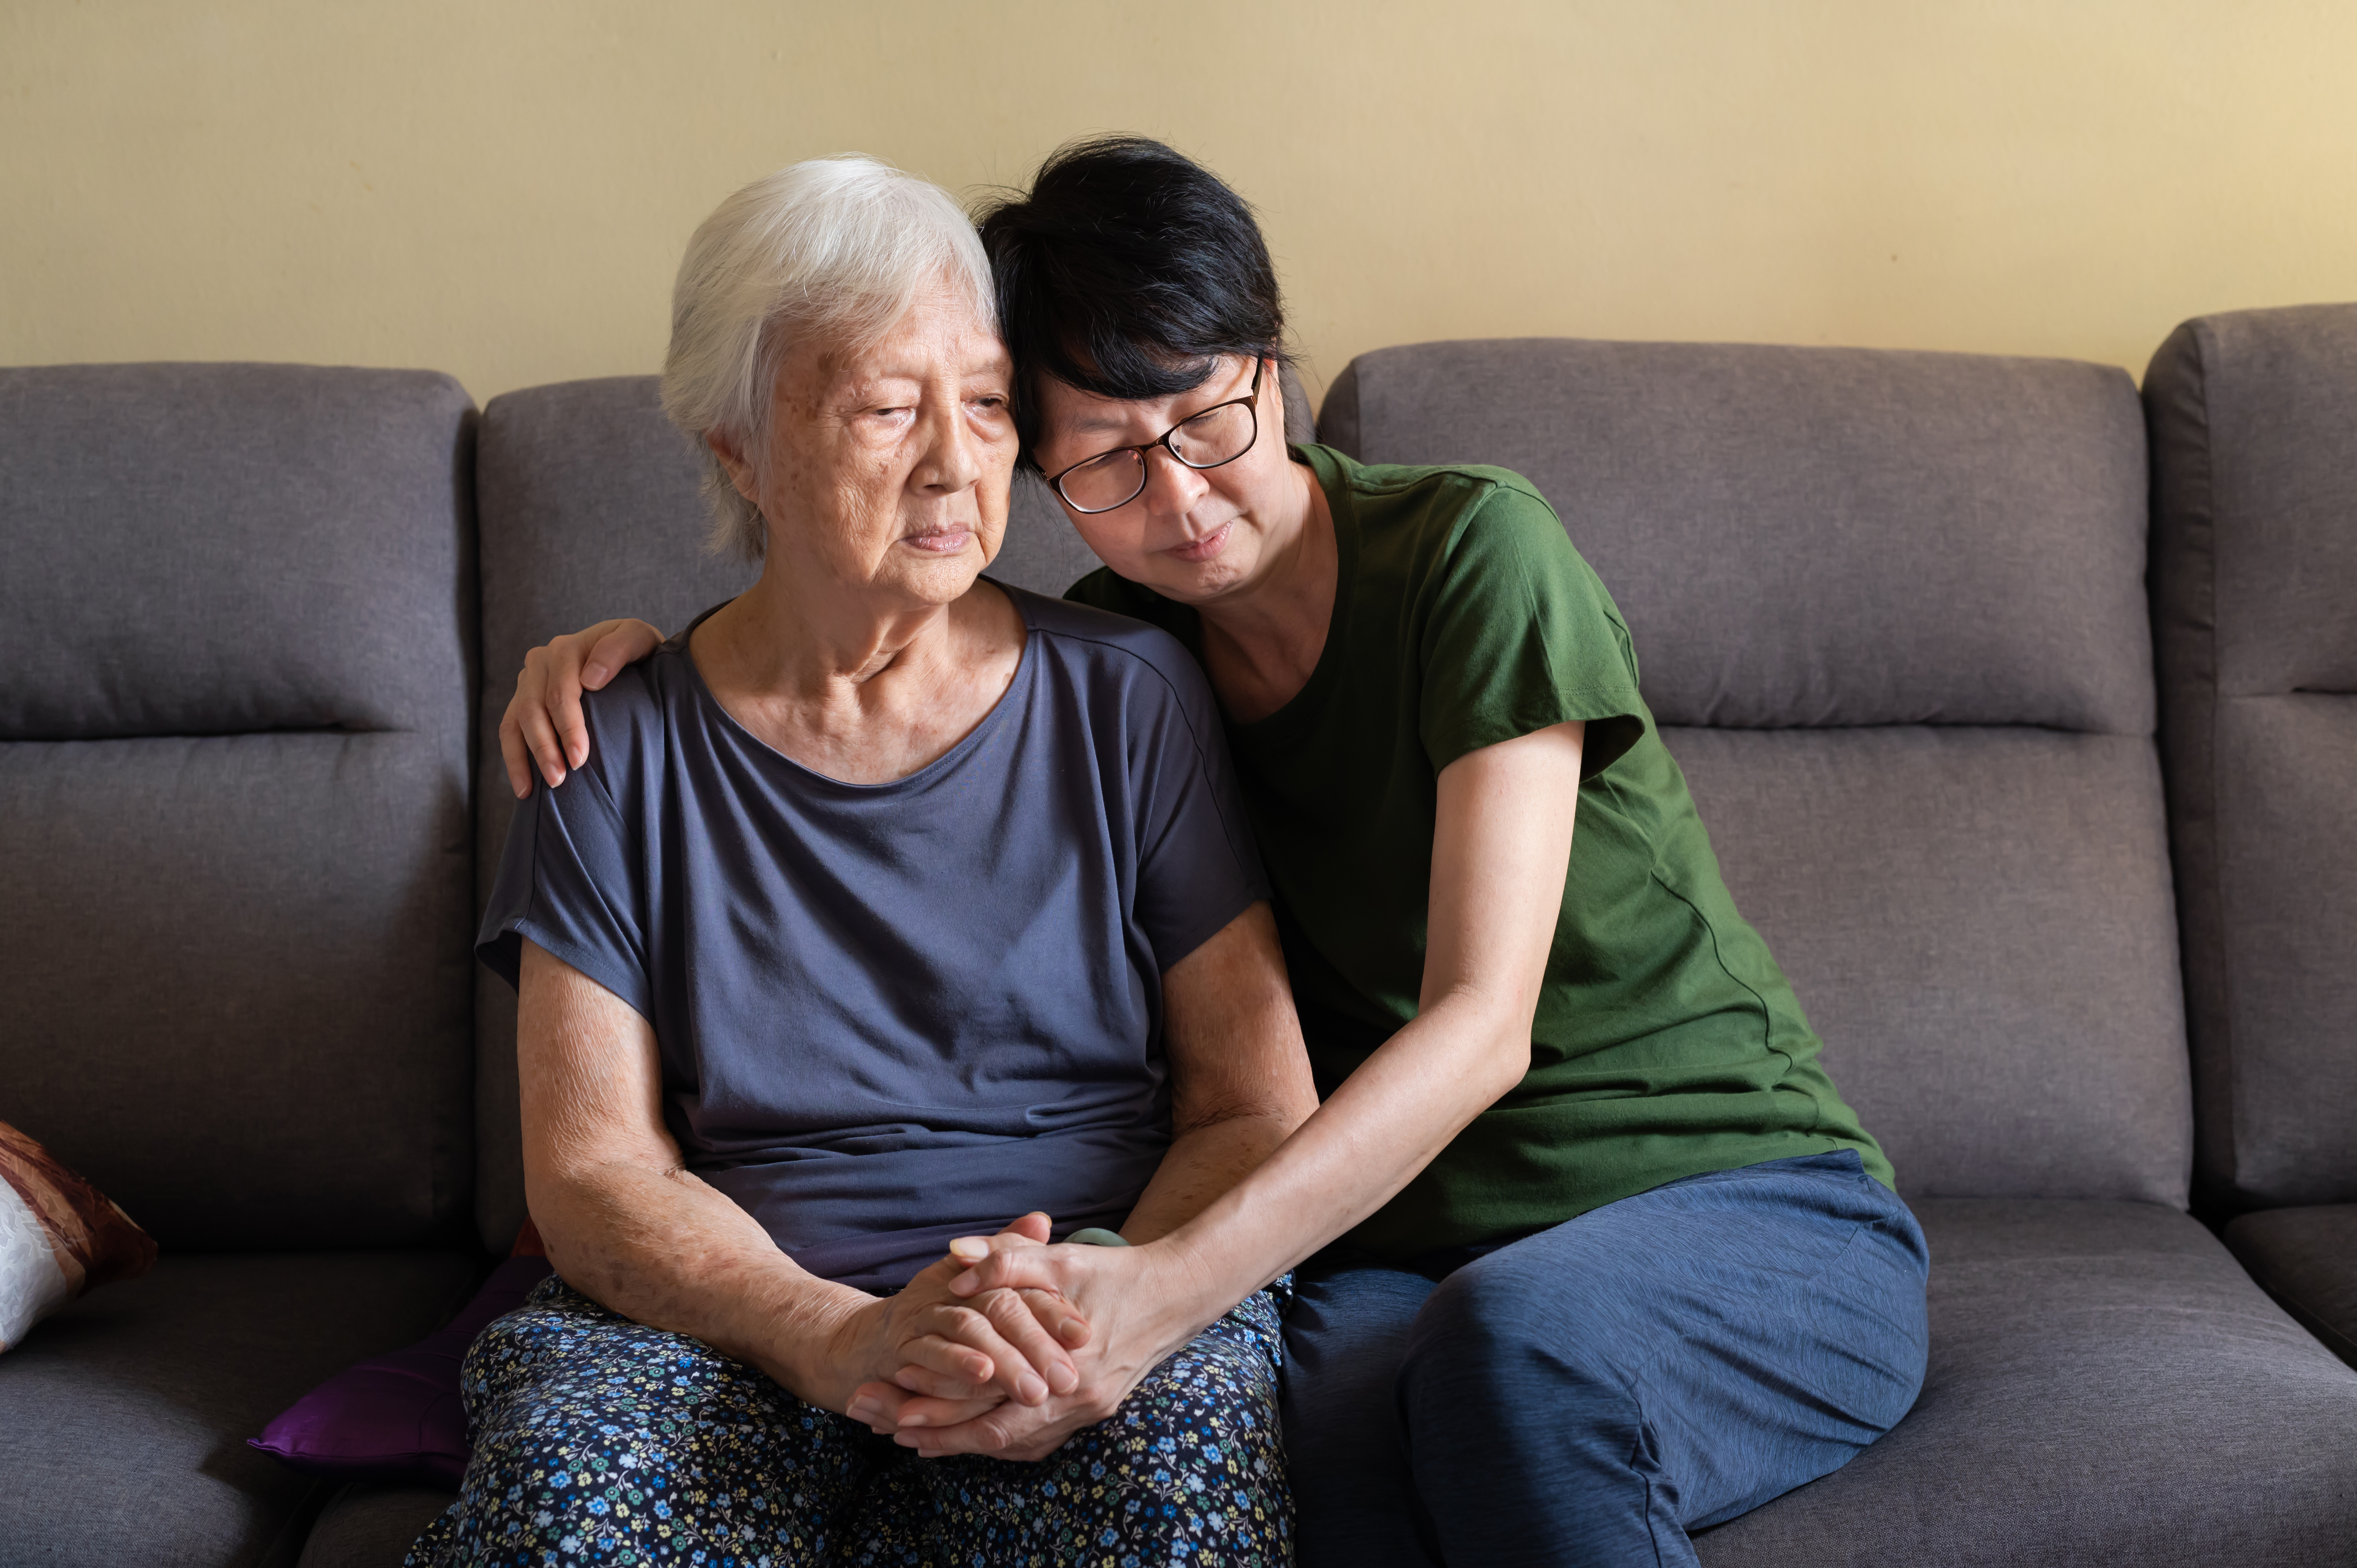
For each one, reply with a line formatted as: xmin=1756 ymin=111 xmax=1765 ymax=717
xmin=1417 ymin=479 xmax=1648 ymax=779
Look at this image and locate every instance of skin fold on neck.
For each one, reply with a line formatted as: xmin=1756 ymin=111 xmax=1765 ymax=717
xmin=690 ymin=571 xmax=1025 ymax=786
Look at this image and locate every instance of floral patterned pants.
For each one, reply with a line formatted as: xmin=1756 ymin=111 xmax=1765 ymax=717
xmin=405 ymin=1274 xmax=1292 ymax=1567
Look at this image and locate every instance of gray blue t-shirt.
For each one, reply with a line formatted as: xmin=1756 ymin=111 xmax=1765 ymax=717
xmin=478 ymin=583 xmax=1267 ymax=1291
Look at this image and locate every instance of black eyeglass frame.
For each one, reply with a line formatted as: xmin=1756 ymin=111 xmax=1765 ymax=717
xmin=1046 ymin=358 xmax=1266 ymax=515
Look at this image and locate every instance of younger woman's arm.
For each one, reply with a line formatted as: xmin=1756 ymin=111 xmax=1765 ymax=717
xmin=844 ymin=900 xmax=1318 ymax=1444
xmin=894 ymin=719 xmax=1584 ymax=1458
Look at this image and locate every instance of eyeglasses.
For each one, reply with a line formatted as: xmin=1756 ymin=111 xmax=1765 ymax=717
xmin=1047 ymin=359 xmax=1264 ymax=515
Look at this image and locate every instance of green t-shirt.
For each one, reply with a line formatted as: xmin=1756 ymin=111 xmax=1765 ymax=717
xmin=1065 ymin=444 xmax=1891 ymax=1261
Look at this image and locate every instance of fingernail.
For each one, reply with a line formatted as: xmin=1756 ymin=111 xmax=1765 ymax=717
xmin=585 ymin=663 xmax=610 ymax=685
xmin=898 ymin=1413 xmax=928 ymax=1428
xmin=949 ymin=1238 xmax=989 ymax=1261
xmin=846 ymin=1398 xmax=878 ymax=1422
xmin=1047 ymin=1364 xmax=1077 ymax=1394
xmin=1019 ymin=1374 xmax=1047 ymax=1404
xmin=1060 ymin=1321 xmax=1088 ymax=1342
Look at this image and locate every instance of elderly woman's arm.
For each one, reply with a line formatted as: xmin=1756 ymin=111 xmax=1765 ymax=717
xmin=516 ymin=939 xmax=1086 ymax=1418
xmin=1116 ymin=901 xmax=1317 ymax=1243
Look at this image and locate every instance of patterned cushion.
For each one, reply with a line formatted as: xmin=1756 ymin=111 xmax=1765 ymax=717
xmin=0 ymin=1119 xmax=156 ymax=1351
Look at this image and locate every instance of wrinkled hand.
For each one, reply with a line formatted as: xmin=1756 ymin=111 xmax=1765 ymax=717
xmin=857 ymin=1228 xmax=1188 ymax=1461
xmin=816 ymin=1214 xmax=1090 ymax=1431
xmin=500 ymin=618 xmax=666 ymax=796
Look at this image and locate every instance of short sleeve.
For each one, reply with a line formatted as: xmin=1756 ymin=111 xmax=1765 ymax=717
xmin=1418 ymin=480 xmax=1648 ymax=778
xmin=475 ymin=758 xmax=654 ymax=1020
xmin=1124 ymin=655 xmax=1271 ymax=973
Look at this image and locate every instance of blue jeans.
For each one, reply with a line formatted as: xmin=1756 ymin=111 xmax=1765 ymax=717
xmin=1282 ymin=1150 xmax=1929 ymax=1568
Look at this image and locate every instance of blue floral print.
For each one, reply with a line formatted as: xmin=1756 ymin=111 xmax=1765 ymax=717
xmin=405 ymin=1274 xmax=1292 ymax=1566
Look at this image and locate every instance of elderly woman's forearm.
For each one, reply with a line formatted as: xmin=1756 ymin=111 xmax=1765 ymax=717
xmin=517 ymin=940 xmax=870 ymax=1395
xmin=1118 ymin=1109 xmax=1300 ymax=1244
xmin=1129 ymin=903 xmax=1320 ymax=1244
xmin=529 ymin=1158 xmax=868 ymax=1394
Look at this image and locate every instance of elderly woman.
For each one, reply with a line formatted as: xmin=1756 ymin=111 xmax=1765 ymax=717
xmin=509 ymin=141 xmax=1931 ymax=1568
xmin=412 ymin=157 xmax=1314 ymax=1566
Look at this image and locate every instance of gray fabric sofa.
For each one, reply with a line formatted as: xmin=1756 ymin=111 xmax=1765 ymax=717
xmin=0 ymin=366 xmax=483 ymax=1563
xmin=2145 ymin=305 xmax=2357 ymax=1372
xmin=2 ymin=312 xmax=2352 ymax=1565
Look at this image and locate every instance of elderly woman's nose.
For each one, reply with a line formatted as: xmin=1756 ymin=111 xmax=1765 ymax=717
xmin=913 ymin=396 xmax=984 ymax=492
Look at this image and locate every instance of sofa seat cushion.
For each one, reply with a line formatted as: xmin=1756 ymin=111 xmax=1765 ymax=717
xmin=1695 ymin=1199 xmax=2357 ymax=1566
xmin=2227 ymin=1204 xmax=2357 ymax=1369
xmin=295 ymin=1483 xmax=456 ymax=1568
xmin=0 ymin=1249 xmax=475 ymax=1566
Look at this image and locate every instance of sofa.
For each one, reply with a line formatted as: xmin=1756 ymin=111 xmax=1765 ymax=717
xmin=1 ymin=305 xmax=2351 ymax=1565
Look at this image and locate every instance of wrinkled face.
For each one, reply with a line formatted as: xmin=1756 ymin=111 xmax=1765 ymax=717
xmin=721 ymin=279 xmax=1018 ymax=608
xmin=1031 ymin=354 xmax=1291 ymax=604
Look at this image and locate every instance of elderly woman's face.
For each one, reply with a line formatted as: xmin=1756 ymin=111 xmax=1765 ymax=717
xmin=724 ymin=280 xmax=1017 ymax=605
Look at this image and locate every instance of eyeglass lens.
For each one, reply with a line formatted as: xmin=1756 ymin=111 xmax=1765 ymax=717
xmin=1056 ymin=399 xmax=1258 ymax=514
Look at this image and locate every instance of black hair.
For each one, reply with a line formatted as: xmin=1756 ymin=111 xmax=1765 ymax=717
xmin=975 ymin=136 xmax=1287 ymax=467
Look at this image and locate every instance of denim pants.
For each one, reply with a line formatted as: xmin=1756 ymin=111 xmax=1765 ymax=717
xmin=1282 ymin=1150 xmax=1930 ymax=1568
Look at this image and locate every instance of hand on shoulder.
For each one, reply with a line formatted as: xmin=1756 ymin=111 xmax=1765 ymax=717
xmin=500 ymin=618 xmax=666 ymax=796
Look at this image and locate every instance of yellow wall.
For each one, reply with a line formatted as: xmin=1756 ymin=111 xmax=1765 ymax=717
xmin=7 ymin=2 xmax=2355 ymax=410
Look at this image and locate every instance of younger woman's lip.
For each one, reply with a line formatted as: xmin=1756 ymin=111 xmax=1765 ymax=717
xmin=1166 ymin=522 xmax=1232 ymax=562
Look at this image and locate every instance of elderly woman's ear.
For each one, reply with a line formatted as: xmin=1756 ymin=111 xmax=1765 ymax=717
xmin=707 ymin=429 xmax=761 ymax=507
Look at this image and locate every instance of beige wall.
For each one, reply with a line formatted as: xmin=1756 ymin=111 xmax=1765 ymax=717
xmin=6 ymin=1 xmax=2355 ymax=410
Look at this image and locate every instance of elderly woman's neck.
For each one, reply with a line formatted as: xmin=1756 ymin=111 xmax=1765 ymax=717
xmin=686 ymin=570 xmax=1027 ymax=785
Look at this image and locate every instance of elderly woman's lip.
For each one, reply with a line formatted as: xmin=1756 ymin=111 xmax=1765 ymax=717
xmin=901 ymin=528 xmax=973 ymax=553
xmin=1165 ymin=522 xmax=1233 ymax=563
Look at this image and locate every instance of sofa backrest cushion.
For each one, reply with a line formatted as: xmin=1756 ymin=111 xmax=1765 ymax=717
xmin=468 ymin=376 xmax=1100 ymax=1248
xmin=1320 ymin=339 xmax=2154 ymax=733
xmin=1321 ymin=338 xmax=2189 ymax=1205
xmin=2147 ymin=303 xmax=2357 ymax=1211
xmin=0 ymin=364 xmax=478 ymax=1249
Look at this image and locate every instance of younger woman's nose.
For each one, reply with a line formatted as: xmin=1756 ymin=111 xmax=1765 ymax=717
xmin=1140 ymin=445 xmax=1207 ymax=516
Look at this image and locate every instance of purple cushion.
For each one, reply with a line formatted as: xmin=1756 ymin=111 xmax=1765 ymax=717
xmin=248 ymin=1255 xmax=552 ymax=1485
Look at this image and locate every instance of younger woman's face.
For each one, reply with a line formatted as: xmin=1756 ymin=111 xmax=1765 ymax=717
xmin=1029 ymin=355 xmax=1299 ymax=605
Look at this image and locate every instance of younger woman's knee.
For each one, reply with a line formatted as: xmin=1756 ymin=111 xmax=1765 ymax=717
xmin=1398 ymin=1251 xmax=1653 ymax=1430
xmin=1404 ymin=1262 xmax=1561 ymax=1399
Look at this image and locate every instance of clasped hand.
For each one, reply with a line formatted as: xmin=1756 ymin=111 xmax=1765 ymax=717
xmin=839 ymin=1212 xmax=1176 ymax=1462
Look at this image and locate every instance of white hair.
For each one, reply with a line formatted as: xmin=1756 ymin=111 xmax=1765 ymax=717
xmin=661 ymin=156 xmax=997 ymax=561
